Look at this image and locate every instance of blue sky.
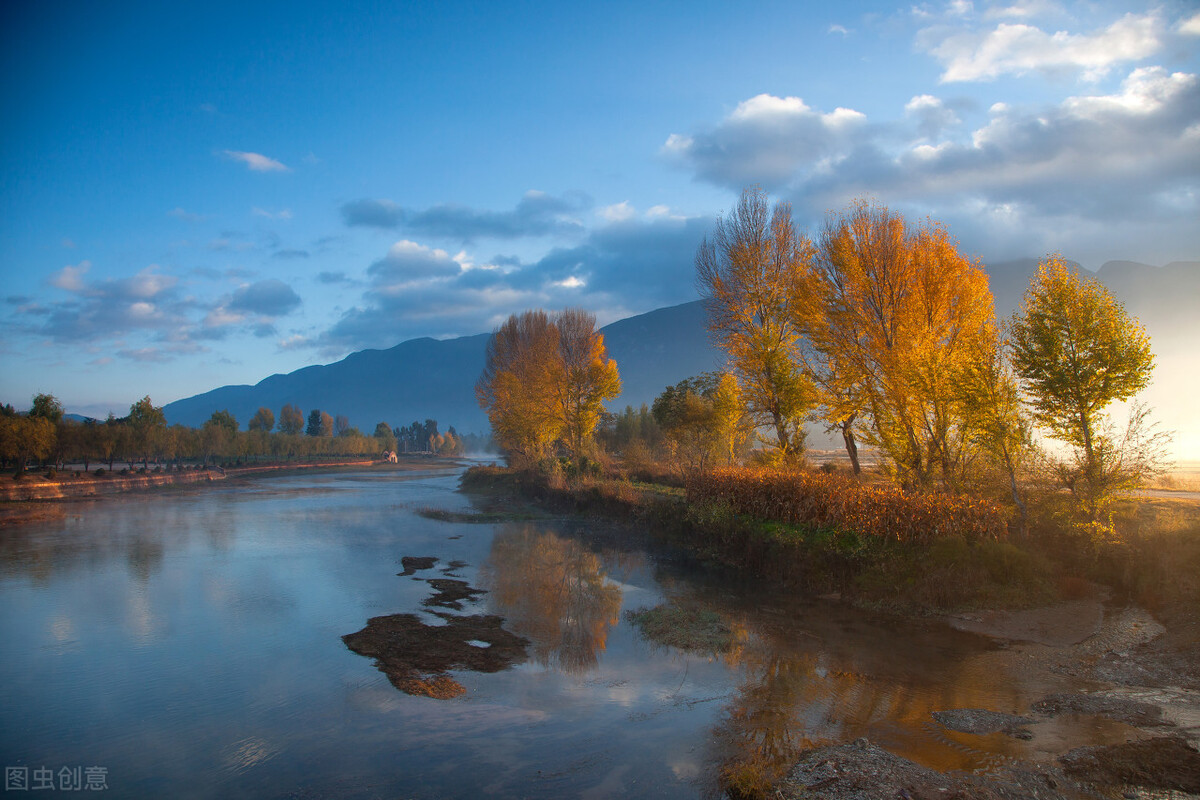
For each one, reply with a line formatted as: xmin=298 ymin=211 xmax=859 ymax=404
xmin=2 ymin=0 xmax=1198 ymax=423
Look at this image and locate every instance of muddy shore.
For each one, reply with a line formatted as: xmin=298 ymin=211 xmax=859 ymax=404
xmin=780 ymin=589 xmax=1200 ymax=799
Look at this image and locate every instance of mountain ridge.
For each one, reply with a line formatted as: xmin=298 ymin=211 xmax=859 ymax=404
xmin=161 ymin=259 xmax=1197 ymax=446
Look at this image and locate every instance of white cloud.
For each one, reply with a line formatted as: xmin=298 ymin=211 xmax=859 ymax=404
xmin=668 ymin=67 xmax=1200 ymax=264
xmin=252 ymin=207 xmax=293 ymax=220
xmin=1179 ymin=11 xmax=1200 ymax=36
xmin=905 ymin=94 xmax=961 ymax=138
xmin=922 ymin=11 xmax=1163 ymax=82
xmin=599 ymin=201 xmax=636 ymax=222
xmin=222 ymin=150 xmax=289 ymax=172
xmin=983 ymin=0 xmax=1059 ymax=20
xmin=828 ymin=23 xmax=850 ymax=36
xmin=50 ymin=261 xmax=91 ymax=292
xmin=663 ymin=93 xmax=867 ymax=190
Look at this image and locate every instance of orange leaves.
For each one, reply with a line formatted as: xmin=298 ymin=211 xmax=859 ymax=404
xmin=685 ymin=468 xmax=1006 ymax=544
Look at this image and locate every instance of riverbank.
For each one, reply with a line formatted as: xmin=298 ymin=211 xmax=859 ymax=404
xmin=0 ymin=457 xmax=461 ymax=525
xmin=458 ymin=464 xmax=1200 ymax=799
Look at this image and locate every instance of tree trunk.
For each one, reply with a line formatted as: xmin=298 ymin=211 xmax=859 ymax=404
xmin=839 ymin=414 xmax=861 ymax=475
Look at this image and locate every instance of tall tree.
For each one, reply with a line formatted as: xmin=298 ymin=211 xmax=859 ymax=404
xmin=805 ymin=199 xmax=995 ymax=487
xmin=128 ymin=396 xmax=167 ymax=469
xmin=555 ymin=308 xmax=621 ymax=460
xmin=696 ymin=187 xmax=814 ymax=461
xmin=306 ymin=409 xmax=333 ymax=437
xmin=278 ymin=404 xmax=304 ymax=435
xmin=248 ymin=407 xmax=275 ymax=433
xmin=1009 ymin=254 xmax=1160 ymax=524
xmin=477 ymin=310 xmax=565 ymax=465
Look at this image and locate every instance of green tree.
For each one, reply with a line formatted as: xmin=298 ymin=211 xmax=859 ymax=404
xmin=373 ymin=421 xmax=397 ymax=453
xmin=696 ymin=187 xmax=814 ymax=461
xmin=278 ymin=404 xmax=304 ymax=435
xmin=128 ymin=396 xmax=167 ymax=469
xmin=1009 ymin=255 xmax=1162 ymax=525
xmin=306 ymin=409 xmax=332 ymax=437
xmin=30 ymin=393 xmax=65 ymax=424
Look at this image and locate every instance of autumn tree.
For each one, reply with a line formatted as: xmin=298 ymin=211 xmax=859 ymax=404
xmin=1009 ymin=255 xmax=1164 ymax=526
xmin=804 ymin=199 xmax=996 ymax=487
xmin=958 ymin=326 xmax=1034 ymax=532
xmin=477 ymin=308 xmax=621 ymax=467
xmin=477 ymin=310 xmax=565 ymax=465
xmin=554 ymin=308 xmax=621 ymax=460
xmin=278 ymin=404 xmax=304 ymax=435
xmin=248 ymin=407 xmax=275 ymax=432
xmin=697 ymin=187 xmax=814 ymax=461
xmin=652 ymin=372 xmax=746 ymax=471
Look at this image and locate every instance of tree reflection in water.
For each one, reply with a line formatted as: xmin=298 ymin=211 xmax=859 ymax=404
xmin=480 ymin=524 xmax=623 ymax=674
xmin=704 ymin=601 xmax=1040 ymax=796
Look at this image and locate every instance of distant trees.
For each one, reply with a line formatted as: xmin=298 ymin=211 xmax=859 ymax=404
xmin=1009 ymin=255 xmax=1166 ymax=526
xmin=374 ymin=422 xmax=397 ymax=452
xmin=306 ymin=409 xmax=333 ymax=437
xmin=697 ymin=187 xmax=813 ymax=462
xmin=476 ymin=308 xmax=621 ymax=467
xmin=651 ymin=373 xmax=747 ymax=471
xmin=128 ymin=396 xmax=167 ymax=469
xmin=248 ymin=407 xmax=275 ymax=432
xmin=278 ymin=404 xmax=305 ymax=435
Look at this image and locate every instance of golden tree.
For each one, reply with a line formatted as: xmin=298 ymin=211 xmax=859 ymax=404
xmin=476 ymin=310 xmax=564 ymax=465
xmin=696 ymin=187 xmax=815 ymax=461
xmin=806 ymin=200 xmax=996 ymax=487
xmin=555 ymin=308 xmax=621 ymax=461
xmin=477 ymin=308 xmax=620 ymax=466
xmin=1009 ymin=254 xmax=1163 ymax=525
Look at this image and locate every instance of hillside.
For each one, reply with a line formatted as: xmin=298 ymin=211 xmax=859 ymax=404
xmin=163 ymin=301 xmax=720 ymax=434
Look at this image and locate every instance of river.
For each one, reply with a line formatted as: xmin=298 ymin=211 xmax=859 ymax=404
xmin=0 ymin=466 xmax=1139 ymax=798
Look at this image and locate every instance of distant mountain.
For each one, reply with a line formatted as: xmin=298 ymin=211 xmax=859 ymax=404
xmin=164 ymin=260 xmax=1198 ymax=453
xmin=163 ymin=301 xmax=721 ymax=434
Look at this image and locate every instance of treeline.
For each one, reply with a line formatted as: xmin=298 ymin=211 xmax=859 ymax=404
xmin=0 ymin=395 xmax=487 ymax=475
xmin=480 ymin=190 xmax=1170 ymax=537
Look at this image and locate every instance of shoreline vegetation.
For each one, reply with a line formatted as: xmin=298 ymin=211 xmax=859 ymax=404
xmin=460 ymin=460 xmax=1200 ymax=799
xmin=460 ymin=462 xmax=1200 ymax=620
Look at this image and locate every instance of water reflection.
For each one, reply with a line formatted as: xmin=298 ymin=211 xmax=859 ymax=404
xmin=481 ymin=524 xmax=623 ymax=674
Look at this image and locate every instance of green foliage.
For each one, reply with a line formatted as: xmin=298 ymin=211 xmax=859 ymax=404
xmin=1010 ymin=255 xmax=1164 ymax=525
xmin=30 ymin=393 xmax=65 ymax=423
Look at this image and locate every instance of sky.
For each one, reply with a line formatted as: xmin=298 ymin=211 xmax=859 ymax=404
xmin=2 ymin=0 xmax=1198 ymax=426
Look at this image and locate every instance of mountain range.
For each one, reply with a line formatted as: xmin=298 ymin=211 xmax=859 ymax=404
xmin=162 ymin=259 xmax=1199 ymax=454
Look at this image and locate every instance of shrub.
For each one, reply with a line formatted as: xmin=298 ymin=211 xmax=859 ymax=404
xmin=94 ymin=468 xmax=105 ymax=477
xmin=45 ymin=468 xmax=57 ymax=479
xmin=686 ymin=468 xmax=1007 ymax=544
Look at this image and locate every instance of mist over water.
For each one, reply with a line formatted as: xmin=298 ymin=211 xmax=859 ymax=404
xmin=0 ymin=469 xmax=1151 ymax=797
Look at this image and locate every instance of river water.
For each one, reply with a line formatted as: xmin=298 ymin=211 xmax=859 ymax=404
xmin=0 ymin=467 xmax=1132 ymax=798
